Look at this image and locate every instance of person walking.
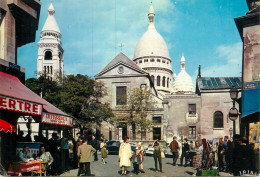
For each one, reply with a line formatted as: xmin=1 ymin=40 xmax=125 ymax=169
xmin=77 ymin=139 xmax=96 ymax=176
xmin=170 ymin=136 xmax=179 ymax=166
xmin=136 ymin=142 xmax=145 ymax=173
xmin=118 ymin=136 xmax=131 ymax=175
xmin=90 ymin=135 xmax=99 ymax=161
xmin=180 ymin=138 xmax=189 ymax=167
xmin=152 ymin=140 xmax=164 ymax=173
xmin=100 ymin=139 xmax=108 ymax=164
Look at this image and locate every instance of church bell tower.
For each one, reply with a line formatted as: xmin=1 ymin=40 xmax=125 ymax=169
xmin=37 ymin=3 xmax=64 ymax=81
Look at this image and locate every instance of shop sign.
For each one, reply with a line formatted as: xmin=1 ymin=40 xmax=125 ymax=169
xmin=0 ymin=96 xmax=42 ymax=116
xmin=42 ymin=112 xmax=73 ymax=127
xmin=243 ymin=82 xmax=258 ymax=90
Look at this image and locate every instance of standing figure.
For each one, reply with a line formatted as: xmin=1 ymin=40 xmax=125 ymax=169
xmin=218 ymin=138 xmax=225 ymax=172
xmin=77 ymin=139 xmax=96 ymax=176
xmin=180 ymin=138 xmax=189 ymax=167
xmin=170 ymin=136 xmax=179 ymax=166
xmin=136 ymin=142 xmax=145 ymax=173
xmin=118 ymin=136 xmax=131 ymax=175
xmin=152 ymin=140 xmax=164 ymax=173
xmin=193 ymin=140 xmax=202 ymax=169
xmin=47 ymin=133 xmax=59 ymax=175
xmin=90 ymin=135 xmax=98 ymax=161
xmin=100 ymin=139 xmax=108 ymax=164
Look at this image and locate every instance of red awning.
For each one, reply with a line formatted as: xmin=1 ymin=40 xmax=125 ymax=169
xmin=0 ymin=72 xmax=72 ymax=121
xmin=0 ymin=119 xmax=16 ymax=133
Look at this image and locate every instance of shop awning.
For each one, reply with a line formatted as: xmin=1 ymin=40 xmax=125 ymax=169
xmin=0 ymin=72 xmax=73 ymax=127
xmin=0 ymin=119 xmax=16 ymax=133
xmin=0 ymin=72 xmax=44 ymax=116
xmin=242 ymin=81 xmax=260 ymax=118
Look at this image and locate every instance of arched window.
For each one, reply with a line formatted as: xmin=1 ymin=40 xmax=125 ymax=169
xmin=157 ymin=76 xmax=160 ymax=86
xmin=167 ymin=78 xmax=169 ymax=88
xmin=162 ymin=76 xmax=166 ymax=87
xmin=214 ymin=111 xmax=223 ymax=128
xmin=44 ymin=51 xmax=52 ymax=60
xmin=151 ymin=75 xmax=154 ymax=84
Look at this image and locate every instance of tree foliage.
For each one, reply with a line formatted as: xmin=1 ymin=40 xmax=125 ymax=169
xmin=127 ymin=88 xmax=156 ymax=137
xmin=26 ymin=75 xmax=114 ymax=127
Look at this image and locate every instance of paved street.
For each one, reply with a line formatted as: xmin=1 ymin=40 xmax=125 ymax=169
xmin=61 ymin=154 xmax=196 ymax=176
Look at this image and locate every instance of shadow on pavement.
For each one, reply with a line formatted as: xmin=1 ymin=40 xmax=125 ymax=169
xmin=186 ymin=171 xmax=194 ymax=175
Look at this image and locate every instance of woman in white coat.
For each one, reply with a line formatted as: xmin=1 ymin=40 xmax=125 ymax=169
xmin=118 ymin=136 xmax=131 ymax=175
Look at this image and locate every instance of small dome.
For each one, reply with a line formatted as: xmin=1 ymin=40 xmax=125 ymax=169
xmin=134 ymin=5 xmax=170 ymax=59
xmin=42 ymin=3 xmax=61 ymax=34
xmin=173 ymin=54 xmax=194 ymax=93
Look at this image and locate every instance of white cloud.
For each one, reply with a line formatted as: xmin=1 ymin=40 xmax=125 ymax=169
xmin=191 ymin=42 xmax=243 ymax=84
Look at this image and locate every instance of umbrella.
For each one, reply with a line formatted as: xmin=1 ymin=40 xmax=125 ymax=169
xmin=0 ymin=119 xmax=16 ymax=133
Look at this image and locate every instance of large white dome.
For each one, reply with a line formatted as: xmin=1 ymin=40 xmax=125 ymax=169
xmin=173 ymin=55 xmax=194 ymax=93
xmin=134 ymin=5 xmax=170 ymax=59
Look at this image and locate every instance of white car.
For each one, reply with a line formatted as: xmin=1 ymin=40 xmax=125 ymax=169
xmin=144 ymin=144 xmax=154 ymax=156
xmin=164 ymin=145 xmax=173 ymax=157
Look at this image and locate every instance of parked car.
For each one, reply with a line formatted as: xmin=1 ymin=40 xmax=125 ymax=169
xmin=107 ymin=140 xmax=120 ymax=154
xmin=129 ymin=142 xmax=137 ymax=151
xmin=144 ymin=144 xmax=154 ymax=156
xmin=165 ymin=145 xmax=173 ymax=157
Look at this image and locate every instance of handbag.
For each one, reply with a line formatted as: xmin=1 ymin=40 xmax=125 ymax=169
xmin=161 ymin=151 xmax=165 ymax=159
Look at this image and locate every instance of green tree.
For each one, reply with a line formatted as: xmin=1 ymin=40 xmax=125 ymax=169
xmin=127 ymin=87 xmax=156 ymax=140
xmin=26 ymin=75 xmax=114 ymax=128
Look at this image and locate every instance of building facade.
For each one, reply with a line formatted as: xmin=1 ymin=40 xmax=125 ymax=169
xmin=37 ymin=3 xmax=64 ymax=81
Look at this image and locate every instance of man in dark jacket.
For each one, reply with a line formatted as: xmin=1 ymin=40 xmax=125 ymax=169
xmin=90 ymin=135 xmax=98 ymax=161
xmin=180 ymin=138 xmax=189 ymax=167
xmin=170 ymin=136 xmax=179 ymax=166
xmin=232 ymin=137 xmax=257 ymax=176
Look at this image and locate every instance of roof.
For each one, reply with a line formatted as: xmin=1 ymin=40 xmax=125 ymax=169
xmin=41 ymin=3 xmax=61 ymax=34
xmin=0 ymin=72 xmax=71 ymax=117
xmin=197 ymin=77 xmax=242 ymax=90
xmin=95 ymin=52 xmax=147 ymax=77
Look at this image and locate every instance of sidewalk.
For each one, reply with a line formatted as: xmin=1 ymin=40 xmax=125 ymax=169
xmin=219 ymin=172 xmax=233 ymax=176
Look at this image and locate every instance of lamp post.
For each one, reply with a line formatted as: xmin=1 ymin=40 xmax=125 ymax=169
xmin=229 ymin=86 xmax=239 ymax=135
xmin=229 ymin=127 xmax=233 ymax=139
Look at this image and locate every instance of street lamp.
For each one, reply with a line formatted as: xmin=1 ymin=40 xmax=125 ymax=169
xmin=229 ymin=86 xmax=239 ymax=135
xmin=229 ymin=127 xmax=233 ymax=139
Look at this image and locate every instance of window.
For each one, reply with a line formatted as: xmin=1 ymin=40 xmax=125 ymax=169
xmin=162 ymin=76 xmax=166 ymax=87
xmin=153 ymin=128 xmax=161 ymax=140
xmin=139 ymin=60 xmax=142 ymax=64
xmin=167 ymin=78 xmax=169 ymax=88
xmin=50 ymin=66 xmax=53 ymax=74
xmin=167 ymin=62 xmax=169 ymax=64
xmin=214 ymin=111 xmax=223 ymax=128
xmin=151 ymin=75 xmax=154 ymax=84
xmin=44 ymin=51 xmax=52 ymax=60
xmin=47 ymin=66 xmax=49 ymax=74
xmin=144 ymin=59 xmax=148 ymax=62
xmin=189 ymin=104 xmax=196 ymax=115
xmin=162 ymin=60 xmax=166 ymax=63
xmin=150 ymin=59 xmax=154 ymax=62
xmin=44 ymin=66 xmax=46 ymax=75
xmin=153 ymin=116 xmax=162 ymax=123
xmin=157 ymin=76 xmax=160 ymax=86
xmin=157 ymin=59 xmax=161 ymax=62
xmin=189 ymin=126 xmax=196 ymax=139
xmin=116 ymin=86 xmax=127 ymax=105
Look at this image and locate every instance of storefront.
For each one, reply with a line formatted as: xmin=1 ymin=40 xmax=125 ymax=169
xmin=0 ymin=71 xmax=73 ymax=172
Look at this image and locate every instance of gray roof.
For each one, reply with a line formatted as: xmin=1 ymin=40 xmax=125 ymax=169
xmin=95 ymin=52 xmax=147 ymax=77
xmin=197 ymin=77 xmax=242 ymax=90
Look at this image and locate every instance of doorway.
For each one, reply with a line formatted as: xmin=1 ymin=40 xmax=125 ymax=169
xmin=153 ymin=127 xmax=161 ymax=140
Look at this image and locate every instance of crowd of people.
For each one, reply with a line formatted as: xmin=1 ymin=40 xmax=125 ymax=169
xmin=15 ymin=131 xmax=259 ymax=176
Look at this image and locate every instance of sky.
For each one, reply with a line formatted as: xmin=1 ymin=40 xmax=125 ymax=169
xmin=18 ymin=0 xmax=248 ymax=84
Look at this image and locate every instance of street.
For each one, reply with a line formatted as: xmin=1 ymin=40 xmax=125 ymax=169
xmin=61 ymin=154 xmax=196 ymax=176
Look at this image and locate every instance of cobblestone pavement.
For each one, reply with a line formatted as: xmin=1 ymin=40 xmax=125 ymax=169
xmin=61 ymin=154 xmax=196 ymax=176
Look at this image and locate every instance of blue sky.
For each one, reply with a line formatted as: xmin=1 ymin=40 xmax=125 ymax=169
xmin=18 ymin=0 xmax=248 ymax=83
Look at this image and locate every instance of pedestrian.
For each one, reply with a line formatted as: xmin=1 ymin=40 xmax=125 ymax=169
xmin=100 ymin=139 xmax=108 ymax=164
xmin=180 ymin=138 xmax=189 ymax=167
xmin=118 ymin=136 xmax=131 ymax=175
xmin=189 ymin=141 xmax=195 ymax=167
xmin=218 ymin=138 xmax=225 ymax=172
xmin=136 ymin=142 xmax=145 ymax=173
xmin=90 ymin=135 xmax=99 ymax=161
xmin=36 ymin=145 xmax=53 ymax=175
xmin=201 ymin=138 xmax=209 ymax=169
xmin=152 ymin=140 xmax=164 ymax=173
xmin=193 ymin=140 xmax=202 ymax=169
xmin=77 ymin=139 xmax=96 ymax=176
xmin=60 ymin=133 xmax=69 ymax=171
xmin=170 ymin=136 xmax=179 ymax=166
xmin=232 ymin=137 xmax=257 ymax=176
xmin=47 ymin=133 xmax=59 ymax=175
